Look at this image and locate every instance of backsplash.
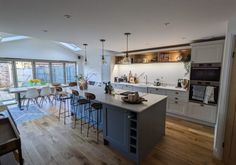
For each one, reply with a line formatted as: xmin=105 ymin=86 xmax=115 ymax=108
xmin=111 ymin=62 xmax=190 ymax=86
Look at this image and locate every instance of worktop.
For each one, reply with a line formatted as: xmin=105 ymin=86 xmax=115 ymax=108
xmin=111 ymin=82 xmax=187 ymax=92
xmin=72 ymin=86 xmax=167 ymax=113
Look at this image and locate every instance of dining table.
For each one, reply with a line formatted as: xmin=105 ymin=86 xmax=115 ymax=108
xmin=8 ymin=84 xmax=69 ymax=110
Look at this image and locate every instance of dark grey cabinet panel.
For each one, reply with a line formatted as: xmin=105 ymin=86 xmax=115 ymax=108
xmin=103 ymin=105 xmax=129 ymax=153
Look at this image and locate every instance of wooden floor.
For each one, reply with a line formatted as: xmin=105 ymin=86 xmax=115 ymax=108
xmin=8 ymin=103 xmax=222 ymax=165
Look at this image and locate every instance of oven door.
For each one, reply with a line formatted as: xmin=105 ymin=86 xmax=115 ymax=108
xmin=190 ymin=67 xmax=221 ymax=81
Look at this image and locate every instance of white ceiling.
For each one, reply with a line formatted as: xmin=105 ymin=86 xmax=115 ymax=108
xmin=0 ymin=0 xmax=236 ymax=53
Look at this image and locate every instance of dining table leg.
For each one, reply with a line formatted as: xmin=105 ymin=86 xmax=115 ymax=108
xmin=17 ymin=93 xmax=24 ymax=110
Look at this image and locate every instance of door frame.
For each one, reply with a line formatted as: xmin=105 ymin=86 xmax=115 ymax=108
xmin=223 ymin=38 xmax=236 ymax=164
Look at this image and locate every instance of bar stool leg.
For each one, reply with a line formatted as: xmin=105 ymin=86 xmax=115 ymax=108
xmin=64 ymin=100 xmax=66 ymax=125
xmin=87 ymin=109 xmax=91 ymax=137
xmin=97 ymin=109 xmax=99 ymax=143
xmin=74 ymin=106 xmax=77 ymax=128
xmin=59 ymin=100 xmax=62 ymax=121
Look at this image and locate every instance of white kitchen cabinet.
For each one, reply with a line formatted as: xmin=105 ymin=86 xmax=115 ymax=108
xmin=132 ymin=86 xmax=148 ymax=93
xmin=111 ymin=83 xmax=124 ymax=89
xmin=121 ymin=84 xmax=133 ymax=91
xmin=167 ymin=99 xmax=188 ymax=115
xmin=191 ymin=40 xmax=224 ymax=63
xmin=187 ymin=102 xmax=217 ymax=124
xmin=148 ymin=87 xmax=166 ymax=95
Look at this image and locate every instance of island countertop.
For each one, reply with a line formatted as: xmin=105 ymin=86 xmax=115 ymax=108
xmin=69 ymin=86 xmax=167 ymax=113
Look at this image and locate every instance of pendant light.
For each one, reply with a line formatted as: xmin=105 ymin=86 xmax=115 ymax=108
xmin=100 ymin=39 xmax=105 ymax=64
xmin=83 ymin=43 xmax=88 ymax=64
xmin=123 ymin=32 xmax=131 ymax=64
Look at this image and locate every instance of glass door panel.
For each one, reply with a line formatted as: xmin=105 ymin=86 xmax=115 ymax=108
xmin=52 ymin=63 xmax=64 ymax=84
xmin=0 ymin=61 xmax=15 ymax=101
xmin=65 ymin=63 xmax=76 ymax=83
xmin=16 ymin=61 xmax=33 ymax=87
xmin=35 ymin=62 xmax=50 ymax=83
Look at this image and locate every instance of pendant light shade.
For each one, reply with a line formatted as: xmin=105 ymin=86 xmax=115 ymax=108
xmin=100 ymin=39 xmax=105 ymax=64
xmin=123 ymin=32 xmax=131 ymax=64
xmin=83 ymin=43 xmax=88 ymax=64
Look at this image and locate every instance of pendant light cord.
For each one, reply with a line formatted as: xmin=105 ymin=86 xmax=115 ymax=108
xmin=124 ymin=33 xmax=131 ymax=58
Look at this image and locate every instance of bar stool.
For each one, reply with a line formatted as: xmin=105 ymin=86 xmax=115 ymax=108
xmin=58 ymin=88 xmax=71 ymax=124
xmin=71 ymin=90 xmax=90 ymax=131
xmin=85 ymin=92 xmax=103 ymax=143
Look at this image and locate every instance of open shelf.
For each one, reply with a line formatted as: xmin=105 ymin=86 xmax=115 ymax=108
xmin=115 ymin=48 xmax=191 ymax=64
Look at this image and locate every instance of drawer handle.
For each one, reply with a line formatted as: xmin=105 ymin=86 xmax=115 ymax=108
xmin=156 ymin=89 xmax=158 ymax=91
xmin=200 ymin=104 xmax=204 ymax=107
xmin=175 ymin=97 xmax=178 ymax=100
xmin=175 ymin=101 xmax=178 ymax=104
xmin=175 ymin=92 xmax=179 ymax=94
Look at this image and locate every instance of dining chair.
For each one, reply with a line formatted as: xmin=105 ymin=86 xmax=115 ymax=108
xmin=69 ymin=82 xmax=77 ymax=87
xmin=40 ymin=87 xmax=52 ymax=106
xmin=25 ymin=88 xmax=40 ymax=110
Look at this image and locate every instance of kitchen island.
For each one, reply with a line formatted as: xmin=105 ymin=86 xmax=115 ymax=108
xmin=71 ymin=86 xmax=167 ymax=164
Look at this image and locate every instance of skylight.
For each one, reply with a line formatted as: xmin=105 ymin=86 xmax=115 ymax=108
xmin=59 ymin=42 xmax=81 ymax=51
xmin=0 ymin=35 xmax=30 ymax=42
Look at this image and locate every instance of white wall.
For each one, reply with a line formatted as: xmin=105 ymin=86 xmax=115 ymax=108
xmin=112 ymin=62 xmax=189 ymax=85
xmin=0 ymin=38 xmax=79 ymax=61
xmin=83 ymin=48 xmax=111 ymax=82
xmin=214 ymin=18 xmax=236 ymax=159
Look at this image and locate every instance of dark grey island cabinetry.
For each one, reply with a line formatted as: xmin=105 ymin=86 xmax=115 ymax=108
xmin=71 ymin=86 xmax=167 ymax=165
xmin=102 ymin=97 xmax=167 ymax=164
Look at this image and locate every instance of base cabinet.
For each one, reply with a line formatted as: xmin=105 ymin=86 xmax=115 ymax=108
xmin=167 ymin=99 xmax=188 ymax=115
xmin=187 ymin=102 xmax=217 ymax=124
xmin=103 ymin=105 xmax=129 ymax=152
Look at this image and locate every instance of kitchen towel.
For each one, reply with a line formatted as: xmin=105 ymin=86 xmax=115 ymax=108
xmin=203 ymin=86 xmax=215 ymax=104
xmin=192 ymin=85 xmax=206 ymax=101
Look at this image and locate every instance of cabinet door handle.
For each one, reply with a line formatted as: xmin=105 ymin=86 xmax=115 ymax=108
xmin=175 ymin=92 xmax=179 ymax=94
xmin=175 ymin=97 xmax=178 ymax=100
xmin=175 ymin=101 xmax=178 ymax=104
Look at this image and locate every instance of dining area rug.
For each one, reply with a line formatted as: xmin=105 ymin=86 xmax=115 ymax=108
xmin=1 ymin=105 xmax=48 ymax=125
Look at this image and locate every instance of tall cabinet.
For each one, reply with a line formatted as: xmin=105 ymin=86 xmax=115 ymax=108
xmin=191 ymin=40 xmax=224 ymax=63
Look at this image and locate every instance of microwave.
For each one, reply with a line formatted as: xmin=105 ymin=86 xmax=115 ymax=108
xmin=190 ymin=63 xmax=221 ymax=82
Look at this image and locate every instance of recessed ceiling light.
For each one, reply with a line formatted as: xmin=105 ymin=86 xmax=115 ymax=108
xmin=164 ymin=22 xmax=170 ymax=26
xmin=42 ymin=30 xmax=48 ymax=32
xmin=64 ymin=14 xmax=72 ymax=19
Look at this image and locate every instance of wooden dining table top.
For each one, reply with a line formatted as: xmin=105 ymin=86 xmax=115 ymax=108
xmin=8 ymin=84 xmax=69 ymax=93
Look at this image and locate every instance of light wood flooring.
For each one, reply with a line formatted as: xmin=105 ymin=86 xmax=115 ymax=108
xmin=5 ymin=103 xmax=223 ymax=165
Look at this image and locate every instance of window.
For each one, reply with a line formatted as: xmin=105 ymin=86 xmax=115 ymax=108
xmin=0 ymin=61 xmax=15 ymax=101
xmin=35 ymin=62 xmax=50 ymax=83
xmin=65 ymin=63 xmax=76 ymax=83
xmin=15 ymin=61 xmax=33 ymax=87
xmin=51 ymin=63 xmax=64 ymax=83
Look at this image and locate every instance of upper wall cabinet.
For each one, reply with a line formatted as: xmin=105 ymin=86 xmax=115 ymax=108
xmin=191 ymin=40 xmax=224 ymax=63
xmin=115 ymin=48 xmax=191 ymax=64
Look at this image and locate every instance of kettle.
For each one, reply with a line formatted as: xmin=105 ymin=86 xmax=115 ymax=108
xmin=177 ymin=79 xmax=183 ymax=88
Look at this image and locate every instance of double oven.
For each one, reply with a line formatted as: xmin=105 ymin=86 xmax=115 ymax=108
xmin=189 ymin=63 xmax=221 ymax=105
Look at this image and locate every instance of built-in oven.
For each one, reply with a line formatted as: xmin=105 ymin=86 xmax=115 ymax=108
xmin=189 ymin=81 xmax=219 ymax=105
xmin=190 ymin=63 xmax=221 ymax=82
xmin=189 ymin=63 xmax=221 ymax=105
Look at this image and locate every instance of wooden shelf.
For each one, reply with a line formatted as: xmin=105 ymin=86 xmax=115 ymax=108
xmin=115 ymin=48 xmax=191 ymax=64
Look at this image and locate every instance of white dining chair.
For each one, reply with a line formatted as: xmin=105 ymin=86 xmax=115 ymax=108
xmin=25 ymin=88 xmax=40 ymax=110
xmin=40 ymin=87 xmax=52 ymax=106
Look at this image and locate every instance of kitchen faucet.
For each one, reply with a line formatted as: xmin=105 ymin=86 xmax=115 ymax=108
xmin=144 ymin=75 xmax=148 ymax=85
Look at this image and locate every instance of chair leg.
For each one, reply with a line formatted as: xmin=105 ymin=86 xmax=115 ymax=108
xmin=26 ymin=99 xmax=30 ymax=110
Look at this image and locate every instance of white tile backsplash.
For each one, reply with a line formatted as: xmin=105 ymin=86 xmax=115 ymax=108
xmin=112 ymin=63 xmax=189 ymax=86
